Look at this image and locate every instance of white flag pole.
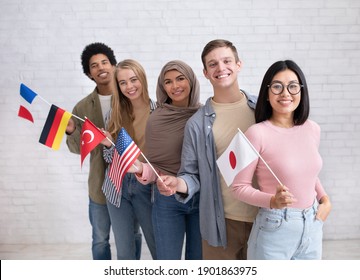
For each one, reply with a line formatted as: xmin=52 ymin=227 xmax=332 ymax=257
xmin=36 ymin=94 xmax=52 ymax=107
xmin=140 ymin=152 xmax=164 ymax=183
xmin=237 ymin=128 xmax=283 ymax=186
xmin=72 ymin=114 xmax=85 ymax=123
xmin=21 ymin=84 xmax=86 ymax=122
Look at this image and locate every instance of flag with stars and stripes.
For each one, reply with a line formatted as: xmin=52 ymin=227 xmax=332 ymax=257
xmin=108 ymin=128 xmax=141 ymax=194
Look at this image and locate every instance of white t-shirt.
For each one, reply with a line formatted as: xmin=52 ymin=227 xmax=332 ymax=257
xmin=98 ymin=94 xmax=112 ymax=124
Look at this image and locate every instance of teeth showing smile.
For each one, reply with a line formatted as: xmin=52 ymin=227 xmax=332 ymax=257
xmin=99 ymin=72 xmax=108 ymax=78
xmin=217 ymin=74 xmax=229 ymax=79
xmin=279 ymin=100 xmax=292 ymax=105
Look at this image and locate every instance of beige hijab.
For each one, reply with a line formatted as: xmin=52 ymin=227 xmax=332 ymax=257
xmin=145 ymin=60 xmax=201 ymax=176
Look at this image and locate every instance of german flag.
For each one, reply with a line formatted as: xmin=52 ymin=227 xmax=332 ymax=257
xmin=39 ymin=104 xmax=72 ymax=150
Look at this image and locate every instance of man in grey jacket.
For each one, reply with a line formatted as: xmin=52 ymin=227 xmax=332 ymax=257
xmin=157 ymin=39 xmax=258 ymax=260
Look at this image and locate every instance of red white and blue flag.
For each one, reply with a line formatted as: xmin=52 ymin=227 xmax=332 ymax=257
xmin=108 ymin=128 xmax=141 ymax=192
xmin=18 ymin=83 xmax=38 ymax=123
xmin=18 ymin=105 xmax=34 ymax=123
xmin=20 ymin=83 xmax=38 ymax=104
xmin=216 ymin=130 xmax=258 ymax=187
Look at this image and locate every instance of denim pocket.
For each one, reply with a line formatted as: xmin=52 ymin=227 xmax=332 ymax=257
xmin=259 ymin=213 xmax=283 ymax=232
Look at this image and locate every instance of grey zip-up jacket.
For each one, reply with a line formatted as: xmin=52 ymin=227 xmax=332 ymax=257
xmin=176 ymin=91 xmax=257 ymax=248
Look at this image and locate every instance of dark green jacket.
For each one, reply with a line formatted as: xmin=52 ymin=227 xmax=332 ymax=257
xmin=66 ymin=88 xmax=108 ymax=204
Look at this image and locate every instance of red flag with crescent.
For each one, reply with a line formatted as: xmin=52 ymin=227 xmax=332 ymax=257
xmin=80 ymin=118 xmax=106 ymax=166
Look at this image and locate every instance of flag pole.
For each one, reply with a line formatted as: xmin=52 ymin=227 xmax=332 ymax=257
xmin=72 ymin=114 xmax=85 ymax=123
xmin=36 ymin=95 xmax=52 ymax=106
xmin=107 ymin=136 xmax=139 ymax=172
xmin=20 ymin=84 xmax=85 ymax=122
xmin=81 ymin=117 xmax=139 ymax=172
xmin=140 ymin=152 xmax=164 ymax=183
xmin=82 ymin=117 xmax=128 ymax=167
xmin=237 ymin=128 xmax=283 ymax=186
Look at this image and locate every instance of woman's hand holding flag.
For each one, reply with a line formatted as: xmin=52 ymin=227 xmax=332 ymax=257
xmin=270 ymin=184 xmax=297 ymax=209
xmin=100 ymin=130 xmax=114 ymax=148
xmin=156 ymin=175 xmax=178 ymax=196
xmin=127 ymin=159 xmax=143 ymax=174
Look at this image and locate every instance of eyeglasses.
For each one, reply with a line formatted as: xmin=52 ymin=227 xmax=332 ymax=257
xmin=267 ymin=82 xmax=303 ymax=95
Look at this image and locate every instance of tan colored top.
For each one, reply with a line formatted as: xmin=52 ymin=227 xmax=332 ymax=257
xmin=133 ymin=106 xmax=150 ymax=162
xmin=211 ymin=94 xmax=258 ymax=222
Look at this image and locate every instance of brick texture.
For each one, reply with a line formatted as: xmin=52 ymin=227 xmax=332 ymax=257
xmin=0 ymin=0 xmax=359 ymax=244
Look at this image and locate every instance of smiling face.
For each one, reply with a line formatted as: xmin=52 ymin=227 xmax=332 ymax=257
xmin=163 ymin=70 xmax=191 ymax=107
xmin=87 ymin=54 xmax=115 ymax=86
xmin=116 ymin=68 xmax=143 ymax=101
xmin=268 ymin=69 xmax=301 ymax=120
xmin=203 ymin=46 xmax=241 ymax=90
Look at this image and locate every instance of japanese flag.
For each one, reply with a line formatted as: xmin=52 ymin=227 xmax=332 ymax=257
xmin=216 ymin=130 xmax=258 ymax=187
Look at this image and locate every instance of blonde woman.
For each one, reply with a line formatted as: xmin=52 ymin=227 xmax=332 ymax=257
xmin=102 ymin=59 xmax=157 ymax=260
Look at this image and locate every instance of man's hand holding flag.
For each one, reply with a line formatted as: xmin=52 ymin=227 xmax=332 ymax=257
xmin=17 ymin=84 xmax=164 ymax=189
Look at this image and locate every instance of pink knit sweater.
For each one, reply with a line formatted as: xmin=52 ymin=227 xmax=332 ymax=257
xmin=232 ymin=120 xmax=327 ymax=209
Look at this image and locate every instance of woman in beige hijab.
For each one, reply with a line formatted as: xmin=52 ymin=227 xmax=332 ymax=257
xmin=131 ymin=60 xmax=202 ymax=259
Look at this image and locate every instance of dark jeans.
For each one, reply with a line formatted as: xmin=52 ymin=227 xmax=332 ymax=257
xmin=152 ymin=188 xmax=202 ymax=260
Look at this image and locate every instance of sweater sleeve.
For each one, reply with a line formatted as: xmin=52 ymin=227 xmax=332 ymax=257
xmin=135 ymin=162 xmax=157 ymax=185
xmin=231 ymin=126 xmax=273 ymax=208
xmin=311 ymin=120 xmax=327 ymax=201
xmin=232 ymin=162 xmax=273 ymax=208
xmin=103 ymin=145 xmax=115 ymax=164
xmin=66 ymin=106 xmax=82 ymax=154
xmin=315 ymin=177 xmax=327 ymax=201
xmin=176 ymin=121 xmax=201 ymax=203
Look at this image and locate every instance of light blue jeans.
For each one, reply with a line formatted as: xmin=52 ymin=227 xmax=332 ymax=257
xmin=89 ymin=197 xmax=112 ymax=260
xmin=248 ymin=200 xmax=323 ymax=260
xmin=107 ymin=173 xmax=157 ymax=260
xmin=152 ymin=188 xmax=202 ymax=260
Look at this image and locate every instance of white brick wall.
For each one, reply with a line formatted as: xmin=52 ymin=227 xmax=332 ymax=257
xmin=1 ymin=0 xmax=359 ymax=244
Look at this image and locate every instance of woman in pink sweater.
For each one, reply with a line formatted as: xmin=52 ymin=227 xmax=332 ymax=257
xmin=232 ymin=60 xmax=331 ymax=259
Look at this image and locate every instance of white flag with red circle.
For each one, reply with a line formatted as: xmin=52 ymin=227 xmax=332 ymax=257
xmin=216 ymin=131 xmax=258 ymax=187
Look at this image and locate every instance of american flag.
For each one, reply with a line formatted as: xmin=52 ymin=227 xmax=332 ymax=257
xmin=108 ymin=128 xmax=141 ymax=192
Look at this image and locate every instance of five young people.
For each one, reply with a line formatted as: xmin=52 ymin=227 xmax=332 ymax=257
xmin=68 ymin=40 xmax=330 ymax=260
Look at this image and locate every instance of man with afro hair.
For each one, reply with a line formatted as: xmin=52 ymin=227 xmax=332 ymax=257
xmin=66 ymin=43 xmax=141 ymax=259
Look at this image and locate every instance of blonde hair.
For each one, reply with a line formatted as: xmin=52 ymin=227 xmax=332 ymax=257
xmin=107 ymin=59 xmax=150 ymax=140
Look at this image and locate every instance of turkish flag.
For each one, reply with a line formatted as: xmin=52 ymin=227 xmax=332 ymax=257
xmin=80 ymin=118 xmax=106 ymax=166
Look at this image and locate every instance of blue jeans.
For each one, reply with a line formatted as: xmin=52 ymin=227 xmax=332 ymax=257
xmin=152 ymin=188 xmax=202 ymax=260
xmin=89 ymin=197 xmax=112 ymax=260
xmin=107 ymin=173 xmax=157 ymax=260
xmin=248 ymin=200 xmax=323 ymax=260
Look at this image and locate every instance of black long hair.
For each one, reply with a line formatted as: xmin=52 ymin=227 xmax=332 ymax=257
xmin=255 ymin=60 xmax=310 ymax=125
